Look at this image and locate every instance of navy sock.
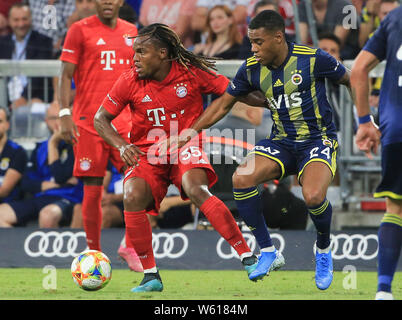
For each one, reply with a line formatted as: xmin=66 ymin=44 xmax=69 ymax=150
xmin=233 ymin=187 xmax=273 ymax=249
xmin=377 ymin=213 xmax=402 ymax=293
xmin=308 ymin=198 xmax=332 ymax=249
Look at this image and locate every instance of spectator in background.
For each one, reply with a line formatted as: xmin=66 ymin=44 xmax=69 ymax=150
xmin=247 ymin=0 xmax=296 ymax=41
xmin=298 ymin=0 xmax=360 ymax=60
xmin=0 ymin=12 xmax=9 ymax=36
xmin=192 ymin=0 xmax=249 ymax=40
xmin=29 ymin=0 xmax=76 ymax=55
xmin=0 ymin=0 xmax=21 ymax=17
xmin=358 ymin=0 xmax=381 ymax=48
xmin=0 ymin=102 xmax=83 ymax=228
xmin=0 ymin=106 xmax=27 ymax=210
xmin=193 ymin=5 xmax=243 ymax=59
xmin=358 ymin=0 xmax=398 ymax=49
xmin=0 ymin=3 xmax=53 ymax=109
xmin=139 ymin=0 xmax=196 ymax=47
xmin=238 ymin=0 xmax=280 ymax=59
xmin=66 ymin=0 xmax=97 ymax=29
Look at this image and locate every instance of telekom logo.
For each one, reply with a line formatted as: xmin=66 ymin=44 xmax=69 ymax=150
xmin=147 ymin=107 xmax=166 ymax=127
xmin=101 ymin=51 xmax=116 ymax=71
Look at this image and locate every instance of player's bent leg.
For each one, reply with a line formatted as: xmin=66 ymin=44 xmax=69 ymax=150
xmin=181 ymin=168 xmax=259 ymax=277
xmin=232 ymin=155 xmax=285 ymax=281
xmin=300 ymin=162 xmax=334 ymax=290
xmin=123 ymin=177 xmax=161 ymax=290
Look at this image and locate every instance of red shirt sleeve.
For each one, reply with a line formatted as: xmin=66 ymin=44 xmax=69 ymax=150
xmin=60 ymin=22 xmax=83 ymax=64
xmin=101 ymin=70 xmax=133 ymax=116
xmin=196 ymin=68 xmax=230 ymax=96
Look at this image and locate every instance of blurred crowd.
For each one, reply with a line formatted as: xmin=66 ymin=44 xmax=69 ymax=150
xmin=0 ymin=0 xmax=399 ymax=230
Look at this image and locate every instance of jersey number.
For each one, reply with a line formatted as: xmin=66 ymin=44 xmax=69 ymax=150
xmin=181 ymin=146 xmax=202 ymax=161
xmin=310 ymin=147 xmax=330 ymax=160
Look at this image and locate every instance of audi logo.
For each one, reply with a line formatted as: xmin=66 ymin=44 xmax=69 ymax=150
xmin=152 ymin=232 xmax=188 ymax=259
xmin=313 ymin=233 xmax=378 ymax=260
xmin=24 ymin=231 xmax=88 ymax=258
xmin=216 ymin=233 xmax=285 ymax=259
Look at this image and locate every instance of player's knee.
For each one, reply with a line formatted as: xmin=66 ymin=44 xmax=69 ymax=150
xmin=39 ymin=206 xmax=61 ymax=228
xmin=185 ymin=184 xmax=210 ymax=208
xmin=303 ymin=190 xmax=326 ymax=208
xmin=232 ymin=171 xmax=255 ymax=189
xmin=123 ymin=188 xmax=149 ymax=211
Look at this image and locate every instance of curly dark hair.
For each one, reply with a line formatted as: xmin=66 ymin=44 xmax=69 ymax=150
xmin=134 ymin=23 xmax=219 ymax=76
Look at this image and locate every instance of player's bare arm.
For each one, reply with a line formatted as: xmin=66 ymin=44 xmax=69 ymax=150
xmin=94 ymin=106 xmax=144 ymax=167
xmin=58 ymin=61 xmax=79 ymax=144
xmin=351 ymin=50 xmax=382 ymax=159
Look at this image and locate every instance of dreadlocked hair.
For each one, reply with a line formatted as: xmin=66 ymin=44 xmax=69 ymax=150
xmin=136 ymin=23 xmax=219 ymax=77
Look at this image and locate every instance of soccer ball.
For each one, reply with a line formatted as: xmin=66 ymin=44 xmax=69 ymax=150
xmin=71 ymin=250 xmax=112 ymax=291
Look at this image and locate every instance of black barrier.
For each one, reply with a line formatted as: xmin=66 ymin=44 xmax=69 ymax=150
xmin=0 ymin=228 xmax=400 ymax=271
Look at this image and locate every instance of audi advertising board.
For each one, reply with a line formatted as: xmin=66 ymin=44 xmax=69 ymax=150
xmin=1 ymin=228 xmax=400 ymax=271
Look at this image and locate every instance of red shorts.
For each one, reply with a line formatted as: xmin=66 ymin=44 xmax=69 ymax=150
xmin=73 ymin=126 xmax=129 ymax=177
xmin=123 ymin=144 xmax=217 ymax=212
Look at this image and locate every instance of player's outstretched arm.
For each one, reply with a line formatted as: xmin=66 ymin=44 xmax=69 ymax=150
xmin=94 ymin=106 xmax=144 ymax=167
xmin=350 ymin=50 xmax=381 ymax=159
xmin=59 ymin=61 xmax=79 ymax=144
xmin=178 ymin=92 xmax=238 ymax=148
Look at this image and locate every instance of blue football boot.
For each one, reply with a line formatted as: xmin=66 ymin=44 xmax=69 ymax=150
xmin=248 ymin=249 xmax=285 ymax=281
xmin=315 ymin=248 xmax=333 ymax=290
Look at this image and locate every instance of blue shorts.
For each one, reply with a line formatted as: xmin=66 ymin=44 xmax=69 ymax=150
xmin=9 ymin=195 xmax=75 ymax=226
xmin=249 ymin=137 xmax=338 ymax=183
xmin=374 ymin=142 xmax=402 ymax=200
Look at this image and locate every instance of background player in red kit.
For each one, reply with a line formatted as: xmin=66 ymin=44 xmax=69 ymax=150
xmin=58 ymin=0 xmax=141 ymax=271
xmin=94 ymin=23 xmax=262 ymax=293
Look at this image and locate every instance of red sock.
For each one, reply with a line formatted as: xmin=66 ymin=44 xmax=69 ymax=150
xmin=82 ymin=185 xmax=103 ymax=251
xmin=124 ymin=210 xmax=156 ymax=270
xmin=200 ymin=196 xmax=251 ymax=257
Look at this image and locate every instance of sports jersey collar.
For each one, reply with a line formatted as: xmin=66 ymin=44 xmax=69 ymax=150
xmin=156 ymin=61 xmax=178 ymax=85
xmin=266 ymin=41 xmax=294 ymax=71
xmin=94 ymin=14 xmax=120 ymax=31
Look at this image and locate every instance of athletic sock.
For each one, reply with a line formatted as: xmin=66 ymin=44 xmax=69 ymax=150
xmin=308 ymin=198 xmax=332 ymax=250
xmin=377 ymin=213 xmax=402 ymax=293
xmin=124 ymin=210 xmax=156 ymax=270
xmin=82 ymin=185 xmax=103 ymax=251
xmin=200 ymin=195 xmax=251 ymax=257
xmin=233 ymin=186 xmax=273 ymax=249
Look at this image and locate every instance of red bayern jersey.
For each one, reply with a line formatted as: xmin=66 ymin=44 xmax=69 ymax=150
xmin=101 ymin=61 xmax=229 ymax=152
xmin=60 ymin=15 xmax=137 ymax=135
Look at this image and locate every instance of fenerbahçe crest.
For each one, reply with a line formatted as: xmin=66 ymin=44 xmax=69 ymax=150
xmin=291 ymin=70 xmax=303 ymax=85
xmin=79 ymin=157 xmax=92 ymax=171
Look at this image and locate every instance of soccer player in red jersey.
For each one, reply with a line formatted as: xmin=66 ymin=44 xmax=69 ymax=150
xmin=94 ymin=23 xmax=261 ymax=292
xmin=58 ymin=0 xmax=142 ymax=271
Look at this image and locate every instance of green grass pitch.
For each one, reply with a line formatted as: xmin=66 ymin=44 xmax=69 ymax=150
xmin=0 ymin=268 xmax=400 ymax=300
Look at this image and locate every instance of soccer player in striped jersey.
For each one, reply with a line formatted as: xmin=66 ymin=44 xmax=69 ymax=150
xmin=351 ymin=5 xmax=402 ymax=300
xmin=175 ymin=10 xmax=352 ymax=290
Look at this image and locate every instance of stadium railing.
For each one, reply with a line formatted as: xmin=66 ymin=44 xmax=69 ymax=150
xmin=0 ymin=59 xmax=386 ymax=208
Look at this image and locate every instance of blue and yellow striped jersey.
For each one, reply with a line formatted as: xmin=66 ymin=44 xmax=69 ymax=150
xmin=227 ymin=42 xmax=346 ymax=141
